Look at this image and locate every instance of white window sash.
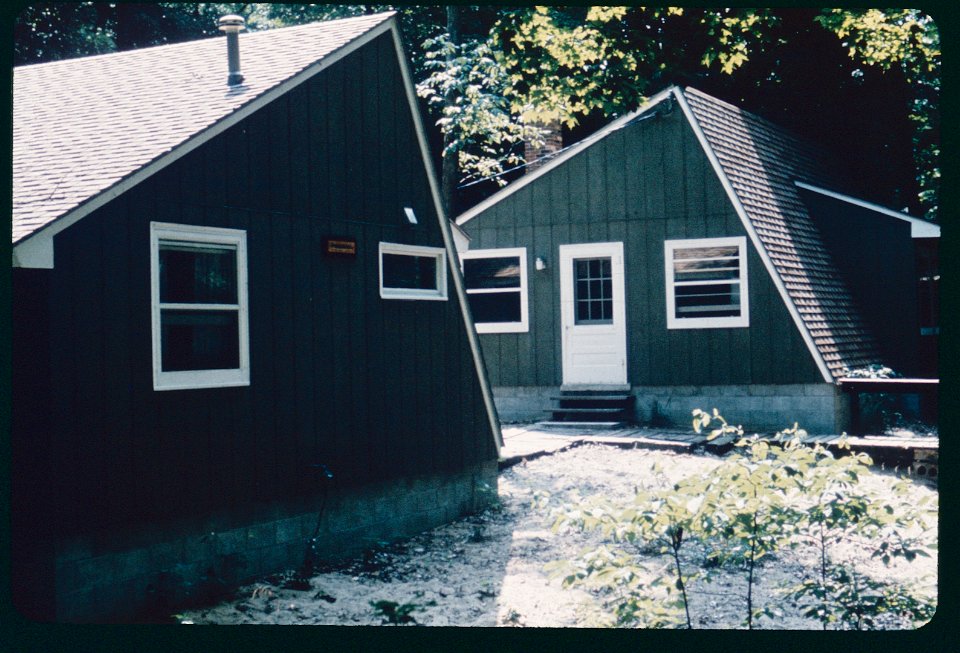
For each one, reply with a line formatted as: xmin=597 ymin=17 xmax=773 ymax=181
xmin=150 ymin=222 xmax=250 ymax=390
xmin=378 ymin=241 xmax=448 ymax=301
xmin=665 ymin=236 xmax=749 ymax=329
xmin=460 ymin=247 xmax=529 ymax=333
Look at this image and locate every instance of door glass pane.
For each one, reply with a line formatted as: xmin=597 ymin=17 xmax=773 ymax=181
xmin=577 ymin=300 xmax=590 ymax=322
xmin=573 ymin=256 xmax=613 ymax=325
xmin=382 ymin=253 xmax=437 ymax=290
xmin=159 ymin=243 xmax=237 ymax=304
xmin=161 ymin=309 xmax=240 ymax=371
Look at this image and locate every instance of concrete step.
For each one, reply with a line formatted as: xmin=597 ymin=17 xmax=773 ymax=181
xmin=547 ymin=407 xmax=626 ymax=415
xmin=538 ymin=421 xmax=625 ymax=430
xmin=551 ymin=394 xmax=632 ymax=403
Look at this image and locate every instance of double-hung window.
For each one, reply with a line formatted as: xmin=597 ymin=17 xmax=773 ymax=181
xmin=150 ymin=222 xmax=249 ymax=390
xmin=379 ymin=242 xmax=448 ymax=300
xmin=665 ymin=236 xmax=749 ymax=329
xmin=460 ymin=247 xmax=528 ymax=333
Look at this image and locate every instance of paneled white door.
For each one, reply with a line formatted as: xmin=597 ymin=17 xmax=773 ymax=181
xmin=559 ymin=242 xmax=627 ymax=385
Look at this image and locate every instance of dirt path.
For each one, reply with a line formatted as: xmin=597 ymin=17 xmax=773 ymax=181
xmin=178 ymin=443 xmax=937 ymax=628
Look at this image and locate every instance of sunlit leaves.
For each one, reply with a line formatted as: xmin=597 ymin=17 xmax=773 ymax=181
xmin=545 ymin=409 xmax=937 ymax=629
xmin=417 ymin=33 xmax=549 ymax=187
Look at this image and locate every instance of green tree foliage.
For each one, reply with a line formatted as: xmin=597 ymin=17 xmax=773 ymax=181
xmin=417 ymin=33 xmax=548 ymax=189
xmin=14 ymin=5 xmax=938 ymax=220
xmin=481 ymin=6 xmax=938 ymax=218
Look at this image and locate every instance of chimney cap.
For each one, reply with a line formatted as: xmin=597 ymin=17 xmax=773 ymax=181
xmin=218 ymin=15 xmax=245 ymax=32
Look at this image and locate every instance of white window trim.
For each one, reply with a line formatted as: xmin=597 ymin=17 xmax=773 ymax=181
xmin=460 ymin=247 xmax=529 ymax=334
xmin=379 ymin=241 xmax=448 ymax=301
xmin=665 ymin=236 xmax=749 ymax=329
xmin=150 ymin=222 xmax=250 ymax=391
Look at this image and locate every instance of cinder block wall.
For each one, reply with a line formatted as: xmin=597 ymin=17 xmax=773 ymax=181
xmin=42 ymin=461 xmax=498 ymax=622
xmin=493 ymin=384 xmax=850 ymax=434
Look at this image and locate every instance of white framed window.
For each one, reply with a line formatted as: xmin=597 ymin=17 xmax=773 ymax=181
xmin=379 ymin=242 xmax=448 ymax=300
xmin=665 ymin=236 xmax=749 ymax=329
xmin=460 ymin=247 xmax=529 ymax=333
xmin=150 ymin=222 xmax=250 ymax=390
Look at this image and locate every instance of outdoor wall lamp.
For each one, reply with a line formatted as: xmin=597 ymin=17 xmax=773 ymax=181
xmin=535 ymin=256 xmax=547 ymax=271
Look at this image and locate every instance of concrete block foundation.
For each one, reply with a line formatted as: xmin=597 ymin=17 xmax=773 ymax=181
xmin=23 ymin=461 xmax=497 ymax=623
xmin=494 ymin=384 xmax=850 ymax=434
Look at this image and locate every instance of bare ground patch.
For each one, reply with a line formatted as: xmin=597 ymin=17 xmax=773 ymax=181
xmin=177 ymin=443 xmax=937 ymax=628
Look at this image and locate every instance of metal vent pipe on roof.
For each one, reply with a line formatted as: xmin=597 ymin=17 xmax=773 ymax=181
xmin=218 ymin=15 xmax=245 ymax=86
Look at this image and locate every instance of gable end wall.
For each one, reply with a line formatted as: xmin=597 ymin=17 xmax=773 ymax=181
xmin=18 ymin=32 xmax=495 ymax=546
xmin=463 ymin=107 xmax=824 ymax=392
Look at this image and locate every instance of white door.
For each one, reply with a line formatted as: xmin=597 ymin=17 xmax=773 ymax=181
xmin=559 ymin=242 xmax=627 ymax=386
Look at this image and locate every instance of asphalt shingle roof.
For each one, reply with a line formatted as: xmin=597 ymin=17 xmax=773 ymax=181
xmin=682 ymin=87 xmax=882 ymax=377
xmin=13 ymin=12 xmax=394 ymax=244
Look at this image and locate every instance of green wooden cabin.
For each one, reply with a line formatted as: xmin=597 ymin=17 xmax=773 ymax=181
xmin=12 ymin=13 xmax=500 ymax=622
xmin=456 ymin=86 xmax=937 ymax=432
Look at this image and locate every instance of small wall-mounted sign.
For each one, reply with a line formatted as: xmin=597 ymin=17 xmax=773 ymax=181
xmin=323 ymin=236 xmax=357 ymax=258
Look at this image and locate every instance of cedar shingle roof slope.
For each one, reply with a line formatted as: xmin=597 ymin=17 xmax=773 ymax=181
xmin=681 ymin=87 xmax=882 ymax=378
xmin=13 ymin=12 xmax=394 ymax=244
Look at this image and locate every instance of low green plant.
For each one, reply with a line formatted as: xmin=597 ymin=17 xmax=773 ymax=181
xmin=545 ymin=409 xmax=937 ymax=629
xmin=370 ymin=599 xmax=435 ymax=625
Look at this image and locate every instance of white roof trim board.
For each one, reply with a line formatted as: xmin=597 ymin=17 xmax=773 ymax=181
xmin=794 ymin=181 xmax=939 ymax=238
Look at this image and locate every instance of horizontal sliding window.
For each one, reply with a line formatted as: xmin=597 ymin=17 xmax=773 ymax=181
xmin=665 ymin=236 xmax=749 ymax=329
xmin=461 ymin=247 xmax=528 ymax=333
xmin=151 ymin=222 xmax=249 ymax=390
xmin=379 ymin=242 xmax=448 ymax=300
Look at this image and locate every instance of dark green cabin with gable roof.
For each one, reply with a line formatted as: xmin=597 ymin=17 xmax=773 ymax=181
xmin=12 ymin=13 xmax=499 ymax=622
xmin=456 ymin=86 xmax=937 ymax=432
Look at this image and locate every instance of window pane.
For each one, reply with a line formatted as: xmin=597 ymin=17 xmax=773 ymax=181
xmin=464 ymin=257 xmax=521 ymax=290
xmin=673 ymin=246 xmax=740 ymax=282
xmin=160 ymin=243 xmax=238 ymax=304
xmin=675 ymin=283 xmax=741 ymax=318
xmin=468 ymin=291 xmax=521 ymax=323
xmin=161 ymin=310 xmax=240 ymax=371
xmin=383 ymin=253 xmax=437 ymax=290
xmin=590 ymin=280 xmax=603 ymax=300
xmin=576 ymin=300 xmax=590 ymax=322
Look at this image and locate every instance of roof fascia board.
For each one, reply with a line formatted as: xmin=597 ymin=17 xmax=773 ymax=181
xmin=389 ymin=25 xmax=503 ymax=453
xmin=673 ymin=88 xmax=834 ymax=384
xmin=13 ymin=17 xmax=395 ymax=269
xmin=794 ymin=181 xmax=938 ymax=238
xmin=11 ymin=233 xmax=53 ymax=268
xmin=455 ymin=85 xmax=679 ymax=227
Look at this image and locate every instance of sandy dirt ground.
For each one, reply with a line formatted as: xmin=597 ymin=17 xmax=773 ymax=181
xmin=178 ymin=443 xmax=937 ymax=628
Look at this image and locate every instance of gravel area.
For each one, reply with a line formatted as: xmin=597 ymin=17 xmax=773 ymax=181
xmin=178 ymin=443 xmax=937 ymax=628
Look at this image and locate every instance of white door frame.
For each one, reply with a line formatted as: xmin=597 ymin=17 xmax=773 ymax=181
xmin=559 ymin=241 xmax=627 ymax=386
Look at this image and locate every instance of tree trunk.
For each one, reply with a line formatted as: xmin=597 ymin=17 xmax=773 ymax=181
xmin=440 ymin=6 xmax=462 ymax=218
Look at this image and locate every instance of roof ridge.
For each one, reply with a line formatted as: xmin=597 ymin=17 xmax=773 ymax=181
xmin=14 ymin=11 xmax=396 ymax=70
xmin=682 ymin=85 xmax=822 ymax=156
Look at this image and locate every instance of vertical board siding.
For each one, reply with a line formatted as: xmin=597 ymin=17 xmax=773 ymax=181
xmin=464 ymin=107 xmax=824 ymax=389
xmin=39 ymin=34 xmax=493 ymax=538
